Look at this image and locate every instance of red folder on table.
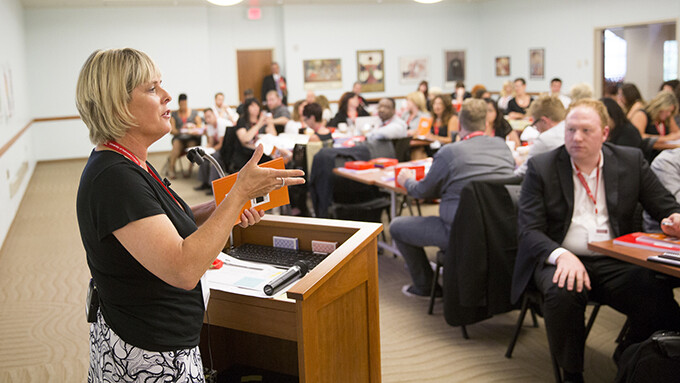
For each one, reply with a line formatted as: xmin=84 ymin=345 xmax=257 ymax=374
xmin=613 ymin=232 xmax=680 ymax=252
xmin=394 ymin=164 xmax=425 ymax=188
xmin=212 ymin=157 xmax=290 ymax=225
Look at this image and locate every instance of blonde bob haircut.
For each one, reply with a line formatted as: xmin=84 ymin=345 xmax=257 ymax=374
xmin=406 ymin=91 xmax=428 ymax=113
xmin=566 ymin=98 xmax=610 ymax=130
xmin=646 ymin=90 xmax=679 ymax=125
xmin=76 ymin=48 xmax=161 ymax=145
xmin=459 ymin=98 xmax=487 ymax=132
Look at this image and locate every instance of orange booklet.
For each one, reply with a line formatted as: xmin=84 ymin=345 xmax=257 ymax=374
xmin=416 ymin=116 xmax=433 ymax=136
xmin=212 ymin=157 xmax=290 ymax=225
xmin=613 ymin=232 xmax=680 ymax=252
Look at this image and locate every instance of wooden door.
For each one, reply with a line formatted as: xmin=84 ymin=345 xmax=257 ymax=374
xmin=237 ymin=49 xmax=273 ymax=103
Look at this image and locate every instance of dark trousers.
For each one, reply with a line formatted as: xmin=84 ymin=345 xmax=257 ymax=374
xmin=534 ymin=256 xmax=680 ymax=373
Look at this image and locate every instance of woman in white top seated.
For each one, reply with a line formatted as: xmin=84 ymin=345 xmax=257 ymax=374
xmin=284 ymin=99 xmax=308 ymax=135
xmin=402 ymin=91 xmax=431 ymax=134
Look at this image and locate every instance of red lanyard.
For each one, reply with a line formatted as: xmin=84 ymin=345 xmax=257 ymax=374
xmin=656 ymin=122 xmax=666 ymax=136
xmin=462 ymin=131 xmax=485 ymax=141
xmin=102 ymin=141 xmax=182 ymax=209
xmin=573 ymin=162 xmax=600 ymax=214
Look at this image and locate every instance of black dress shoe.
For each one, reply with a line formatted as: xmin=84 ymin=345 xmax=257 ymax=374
xmin=194 ymin=183 xmax=209 ymax=191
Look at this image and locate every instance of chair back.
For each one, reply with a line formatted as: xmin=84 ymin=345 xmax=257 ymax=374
xmin=391 ymin=137 xmax=412 ymax=163
xmin=306 ymin=139 xmax=333 ymax=175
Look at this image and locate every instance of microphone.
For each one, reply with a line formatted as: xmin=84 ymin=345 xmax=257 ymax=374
xmin=263 ymin=260 xmax=310 ymax=296
xmin=187 ymin=147 xmax=226 ymax=178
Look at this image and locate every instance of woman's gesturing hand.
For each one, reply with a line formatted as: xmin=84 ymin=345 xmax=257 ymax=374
xmin=232 ymin=144 xmax=305 ymax=202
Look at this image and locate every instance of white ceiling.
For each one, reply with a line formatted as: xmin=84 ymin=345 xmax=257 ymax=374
xmin=21 ymin=0 xmax=477 ymax=8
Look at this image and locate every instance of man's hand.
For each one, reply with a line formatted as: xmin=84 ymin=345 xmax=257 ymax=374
xmin=397 ymin=168 xmax=415 ymax=187
xmin=661 ymin=213 xmax=680 ymax=237
xmin=553 ymin=252 xmax=591 ymax=292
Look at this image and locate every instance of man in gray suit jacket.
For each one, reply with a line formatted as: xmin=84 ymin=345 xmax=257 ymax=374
xmin=390 ymin=98 xmax=515 ymax=297
xmin=512 ymin=99 xmax=680 ymax=382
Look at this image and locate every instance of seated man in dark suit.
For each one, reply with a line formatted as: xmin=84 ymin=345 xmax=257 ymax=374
xmin=390 ymin=98 xmax=516 ymax=297
xmin=512 ymin=98 xmax=680 ymax=383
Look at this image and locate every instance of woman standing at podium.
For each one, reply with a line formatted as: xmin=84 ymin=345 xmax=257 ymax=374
xmin=75 ymin=48 xmax=304 ymax=382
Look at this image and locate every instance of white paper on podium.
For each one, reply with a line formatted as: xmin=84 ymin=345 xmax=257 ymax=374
xmin=205 ymin=252 xmax=292 ymax=299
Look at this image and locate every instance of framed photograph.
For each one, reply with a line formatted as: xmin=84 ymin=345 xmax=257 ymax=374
xmin=444 ymin=50 xmax=465 ymax=87
xmin=356 ymin=50 xmax=384 ymax=92
xmin=303 ymin=58 xmax=342 ymax=90
xmin=529 ymin=48 xmax=545 ymax=79
xmin=495 ymin=56 xmax=510 ymax=77
xmin=398 ymin=56 xmax=429 ymax=84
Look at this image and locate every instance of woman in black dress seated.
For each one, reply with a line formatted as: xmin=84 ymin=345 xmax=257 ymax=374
xmin=224 ymin=98 xmax=277 ymax=172
xmin=630 ymin=90 xmax=680 ymax=145
xmin=327 ymin=91 xmax=369 ymax=128
xmin=601 ymin=97 xmax=642 ymax=149
xmin=484 ymin=98 xmax=520 ymax=148
xmin=505 ymin=77 xmax=533 ymax=120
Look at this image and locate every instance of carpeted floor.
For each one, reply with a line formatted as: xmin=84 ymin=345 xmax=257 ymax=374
xmin=0 ymin=153 xmax=632 ymax=382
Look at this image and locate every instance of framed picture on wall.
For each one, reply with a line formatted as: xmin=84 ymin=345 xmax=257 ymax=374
xmin=303 ymin=58 xmax=342 ymax=90
xmin=398 ymin=56 xmax=429 ymax=84
xmin=495 ymin=56 xmax=510 ymax=77
xmin=444 ymin=50 xmax=465 ymax=87
xmin=357 ymin=50 xmax=385 ymax=93
xmin=529 ymin=48 xmax=545 ymax=79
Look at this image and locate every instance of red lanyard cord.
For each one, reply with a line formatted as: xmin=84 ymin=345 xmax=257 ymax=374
xmin=462 ymin=131 xmax=485 ymax=141
xmin=102 ymin=142 xmax=183 ymax=209
xmin=573 ymin=162 xmax=600 ymax=214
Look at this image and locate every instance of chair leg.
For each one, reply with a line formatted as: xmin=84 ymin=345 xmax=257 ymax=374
xmin=461 ymin=325 xmax=469 ymax=339
xmin=505 ymin=295 xmax=530 ymax=358
xmin=415 ymin=199 xmax=422 ymax=216
xmin=616 ymin=318 xmax=630 ymax=343
xmin=530 ymin=307 xmax=539 ymax=328
xmin=427 ymin=262 xmax=442 ymax=315
xmin=584 ymin=304 xmax=601 ymax=339
xmin=551 ymin=352 xmax=563 ymax=383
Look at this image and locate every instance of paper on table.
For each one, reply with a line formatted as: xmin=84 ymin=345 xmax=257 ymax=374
xmin=205 ymin=252 xmax=291 ymax=299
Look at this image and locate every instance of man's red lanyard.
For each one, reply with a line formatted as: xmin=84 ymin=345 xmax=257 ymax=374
xmin=573 ymin=162 xmax=600 ymax=214
xmin=103 ymin=141 xmax=182 ymax=208
xmin=462 ymin=131 xmax=485 ymax=141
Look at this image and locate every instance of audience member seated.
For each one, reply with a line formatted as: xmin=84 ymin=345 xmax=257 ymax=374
xmin=418 ymin=80 xmax=431 ymax=111
xmin=194 ymin=108 xmax=226 ymax=194
xmin=506 ymin=78 xmax=533 ymax=120
xmin=630 ymin=90 xmax=680 ymax=144
xmin=305 ymin=90 xmax=316 ymax=104
xmin=227 ymin=98 xmax=275 ymax=172
xmin=390 ymin=98 xmax=515 ymax=298
xmin=169 ymin=93 xmax=203 ymax=179
xmin=315 ymin=94 xmax=333 ymax=124
xmin=327 ymin=91 xmax=369 ymax=128
xmin=470 ymin=84 xmax=490 ymax=99
xmin=212 ymin=92 xmax=238 ymax=128
xmin=451 ymin=82 xmax=471 ymax=105
xmin=643 ymin=147 xmax=680 ymax=232
xmin=497 ymin=80 xmax=514 ymax=113
xmin=284 ymin=99 xmax=308 ymax=135
xmin=304 ymin=103 xmax=333 ymax=143
xmin=661 ymin=79 xmax=679 ymax=93
xmin=602 ymin=80 xmax=619 ymax=100
xmin=512 ymin=98 xmax=680 ymax=383
xmin=309 ymin=98 xmax=407 ymax=218
xmin=261 ymin=61 xmax=287 ymax=106
xmin=402 ymin=91 xmax=430 ymax=132
xmin=601 ymin=97 xmax=642 ymax=150
xmin=484 ymin=98 xmax=520 ymax=148
xmin=236 ymin=88 xmax=254 ymax=116
xmin=549 ymin=77 xmax=571 ymax=108
xmin=429 ymin=94 xmax=459 ymax=145
xmin=618 ymin=82 xmax=645 ymax=120
xmin=514 ymin=95 xmax=566 ymax=177
xmin=569 ymin=82 xmax=594 ymax=103
xmin=265 ymin=90 xmax=291 ymax=134
xmin=353 ymin=81 xmax=368 ymax=108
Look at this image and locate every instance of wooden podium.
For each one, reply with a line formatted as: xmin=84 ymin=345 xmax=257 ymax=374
xmin=200 ymin=215 xmax=383 ymax=382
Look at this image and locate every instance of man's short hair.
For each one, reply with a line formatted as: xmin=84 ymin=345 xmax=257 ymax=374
xmin=243 ymin=88 xmax=254 ymax=97
xmin=76 ymin=48 xmax=161 ymax=145
xmin=383 ymin=97 xmax=396 ymax=110
xmin=203 ymin=108 xmax=213 ymax=114
xmin=514 ymin=77 xmax=526 ymax=85
xmin=214 ymin=92 xmax=223 ymax=98
xmin=459 ymin=98 xmax=487 ymax=132
xmin=569 ymin=83 xmax=594 ymax=102
xmin=266 ymin=90 xmax=280 ymax=100
xmin=528 ymin=95 xmax=566 ymax=122
xmin=178 ymin=93 xmax=187 ymax=102
xmin=550 ymin=77 xmax=562 ymax=84
xmin=566 ymin=98 xmax=610 ymax=130
xmin=303 ymin=102 xmax=323 ymax=122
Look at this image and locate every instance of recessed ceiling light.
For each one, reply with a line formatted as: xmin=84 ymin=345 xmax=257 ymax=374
xmin=206 ymin=0 xmax=244 ymax=6
xmin=414 ymin=0 xmax=442 ymax=3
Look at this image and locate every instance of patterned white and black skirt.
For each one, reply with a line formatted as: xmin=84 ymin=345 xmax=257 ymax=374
xmin=88 ymin=310 xmax=205 ymax=383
